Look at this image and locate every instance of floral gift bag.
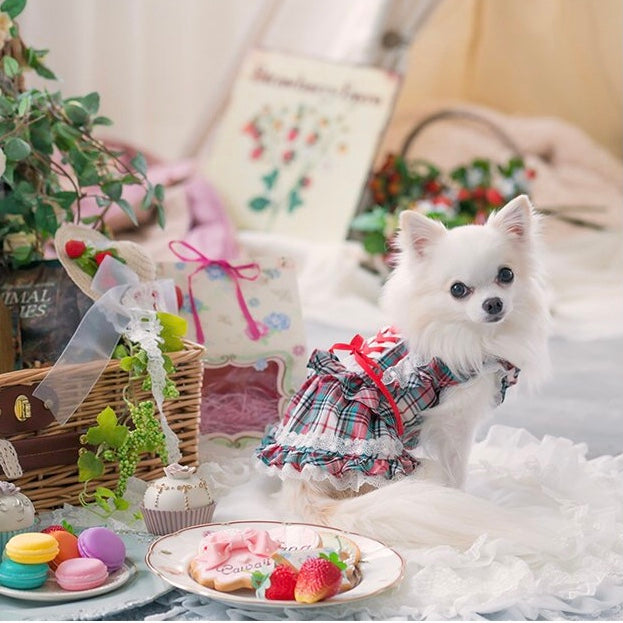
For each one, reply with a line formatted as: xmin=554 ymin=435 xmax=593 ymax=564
xmin=157 ymin=241 xmax=307 ymax=444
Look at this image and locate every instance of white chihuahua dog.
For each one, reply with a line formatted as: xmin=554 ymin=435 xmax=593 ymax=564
xmin=260 ymin=195 xmax=552 ymax=549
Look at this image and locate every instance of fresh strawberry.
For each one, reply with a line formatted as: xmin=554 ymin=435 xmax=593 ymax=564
xmin=41 ymin=525 xmax=66 ymax=534
xmin=65 ymin=239 xmax=86 ymax=259
xmin=94 ymin=250 xmax=113 ymax=266
xmin=175 ymin=285 xmax=184 ymax=310
xmin=264 ymin=564 xmax=298 ymax=600
xmin=294 ymin=557 xmax=343 ymax=604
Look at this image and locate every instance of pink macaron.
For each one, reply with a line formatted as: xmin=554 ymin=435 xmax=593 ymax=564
xmin=77 ymin=527 xmax=126 ymax=572
xmin=55 ymin=557 xmax=109 ymax=591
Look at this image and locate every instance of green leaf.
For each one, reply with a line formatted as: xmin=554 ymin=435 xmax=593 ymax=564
xmin=363 ymin=231 xmax=387 ymax=255
xmin=130 ymin=153 xmax=147 ymax=176
xmin=77 ymin=451 xmax=104 ymax=482
xmin=60 ymin=520 xmax=77 ymax=536
xmin=85 ymin=406 xmax=129 ymax=449
xmin=102 ymin=180 xmax=122 ymax=201
xmin=261 ymin=168 xmax=279 ymax=190
xmin=115 ymin=198 xmax=138 ymax=226
xmin=140 ymin=185 xmax=155 ymax=210
xmin=63 ymin=100 xmax=90 ymax=125
xmin=0 ymin=0 xmax=27 ymax=18
xmin=32 ymin=61 xmax=56 ymax=80
xmin=34 ymin=202 xmax=58 ymax=236
xmin=0 ymin=95 xmax=13 ymax=115
xmin=154 ymin=183 xmax=165 ymax=201
xmin=30 ymin=117 xmax=54 ymax=154
xmin=155 ymin=202 xmax=165 ymax=228
xmin=157 ymin=311 xmax=187 ymax=352
xmin=350 ymin=207 xmax=386 ymax=233
xmin=287 ymin=189 xmax=303 ymax=212
xmin=16 ymin=92 xmax=31 ymax=116
xmin=77 ymin=163 xmax=99 ymax=186
xmin=119 ymin=356 xmax=133 ymax=372
xmin=81 ymin=92 xmax=100 ymax=115
xmin=4 ymin=137 xmax=31 ymax=161
xmin=248 ymin=196 xmax=270 ymax=212
xmin=93 ymin=116 xmax=113 ymax=126
xmin=113 ymin=497 xmax=129 ymax=511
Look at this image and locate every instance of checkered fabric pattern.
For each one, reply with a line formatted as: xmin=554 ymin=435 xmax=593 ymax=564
xmin=256 ymin=336 xmax=520 ymax=488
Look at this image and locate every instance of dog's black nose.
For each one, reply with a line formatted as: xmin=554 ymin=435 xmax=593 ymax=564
xmin=482 ymin=297 xmax=503 ymax=316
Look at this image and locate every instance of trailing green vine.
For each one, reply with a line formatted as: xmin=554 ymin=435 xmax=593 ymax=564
xmin=77 ymin=311 xmax=186 ymax=517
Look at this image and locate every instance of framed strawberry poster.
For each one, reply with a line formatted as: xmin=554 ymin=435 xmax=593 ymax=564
xmin=203 ymin=49 xmax=399 ymax=243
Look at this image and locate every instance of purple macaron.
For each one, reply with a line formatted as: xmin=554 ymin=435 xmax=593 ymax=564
xmin=77 ymin=527 xmax=126 ymax=572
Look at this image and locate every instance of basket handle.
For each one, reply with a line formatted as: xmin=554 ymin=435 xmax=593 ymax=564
xmin=400 ymin=108 xmax=523 ymax=159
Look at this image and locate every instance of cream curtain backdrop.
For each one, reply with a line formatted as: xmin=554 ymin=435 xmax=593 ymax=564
xmin=18 ymin=0 xmax=440 ymax=160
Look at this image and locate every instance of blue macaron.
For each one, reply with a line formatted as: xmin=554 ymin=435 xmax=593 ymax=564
xmin=0 ymin=557 xmax=49 ymax=590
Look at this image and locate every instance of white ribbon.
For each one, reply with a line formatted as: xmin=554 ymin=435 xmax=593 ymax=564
xmin=33 ymin=255 xmax=181 ymax=462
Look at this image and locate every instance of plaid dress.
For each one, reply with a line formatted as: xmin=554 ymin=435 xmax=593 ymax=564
xmin=256 ymin=335 xmax=519 ymax=491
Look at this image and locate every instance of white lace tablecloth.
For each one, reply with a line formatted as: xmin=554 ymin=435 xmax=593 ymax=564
xmin=37 ymin=424 xmax=619 ymax=621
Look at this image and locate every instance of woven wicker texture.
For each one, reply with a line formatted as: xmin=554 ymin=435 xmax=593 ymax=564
xmin=1 ymin=340 xmax=204 ymax=511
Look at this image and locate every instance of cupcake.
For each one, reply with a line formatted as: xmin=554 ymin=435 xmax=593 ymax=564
xmin=0 ymin=482 xmax=36 ymax=551
xmin=141 ymin=464 xmax=215 ymax=535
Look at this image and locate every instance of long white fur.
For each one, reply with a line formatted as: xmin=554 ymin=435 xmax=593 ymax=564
xmin=277 ymin=195 xmax=555 ymax=550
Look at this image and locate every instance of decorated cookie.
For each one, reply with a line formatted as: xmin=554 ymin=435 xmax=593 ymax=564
xmin=267 ymin=524 xmax=321 ymax=553
xmin=189 ymin=528 xmax=280 ymax=592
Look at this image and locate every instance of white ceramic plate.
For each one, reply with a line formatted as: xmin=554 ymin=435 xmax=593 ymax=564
xmin=0 ymin=560 xmax=136 ymax=603
xmin=145 ymin=520 xmax=404 ymax=609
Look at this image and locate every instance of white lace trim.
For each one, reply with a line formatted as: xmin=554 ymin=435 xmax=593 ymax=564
xmin=272 ymin=429 xmax=406 ymax=457
xmin=259 ymin=461 xmax=406 ymax=492
xmin=0 ymin=439 xmax=23 ymax=478
xmin=123 ymin=310 xmax=181 ymax=463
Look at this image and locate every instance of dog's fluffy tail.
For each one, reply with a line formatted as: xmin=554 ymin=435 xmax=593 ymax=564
xmin=282 ymin=478 xmax=562 ymax=555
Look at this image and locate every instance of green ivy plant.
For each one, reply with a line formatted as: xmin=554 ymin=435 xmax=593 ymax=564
xmin=0 ymin=0 xmax=165 ymax=268
xmin=77 ymin=311 xmax=187 ymax=517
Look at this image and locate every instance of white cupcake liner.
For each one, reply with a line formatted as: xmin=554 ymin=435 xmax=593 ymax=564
xmin=141 ymin=503 xmax=216 ymax=536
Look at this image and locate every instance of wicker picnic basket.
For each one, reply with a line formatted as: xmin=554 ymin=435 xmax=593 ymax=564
xmin=0 ymin=339 xmax=204 ymax=511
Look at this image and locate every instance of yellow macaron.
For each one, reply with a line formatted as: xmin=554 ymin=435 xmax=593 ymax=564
xmin=4 ymin=532 xmax=60 ymax=564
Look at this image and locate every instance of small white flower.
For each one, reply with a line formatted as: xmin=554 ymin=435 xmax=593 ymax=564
xmin=0 ymin=12 xmax=12 ymax=48
xmin=466 ymin=168 xmax=484 ymax=187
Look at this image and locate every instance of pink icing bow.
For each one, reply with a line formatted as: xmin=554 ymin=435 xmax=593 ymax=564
xmin=196 ymin=528 xmax=279 ymax=569
xmin=168 ymin=240 xmax=266 ymax=344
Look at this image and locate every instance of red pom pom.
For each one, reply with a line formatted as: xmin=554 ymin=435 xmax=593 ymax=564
xmin=65 ymin=240 xmax=86 ymax=259
xmin=94 ymin=250 xmax=113 ymax=266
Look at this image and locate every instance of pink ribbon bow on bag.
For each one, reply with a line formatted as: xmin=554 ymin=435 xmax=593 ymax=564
xmin=196 ymin=529 xmax=280 ymax=569
xmin=168 ymin=240 xmax=267 ymax=344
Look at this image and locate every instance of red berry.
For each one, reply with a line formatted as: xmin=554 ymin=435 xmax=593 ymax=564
xmin=424 ymin=180 xmax=442 ymax=194
xmin=41 ymin=525 xmax=66 ymax=534
xmin=485 ymin=188 xmax=504 ymax=206
xmin=175 ymin=285 xmax=184 ymax=310
xmin=526 ymin=168 xmax=537 ymax=179
xmin=472 ymin=187 xmax=486 ymax=200
xmin=94 ymin=250 xmax=113 ymax=266
xmin=265 ymin=564 xmax=298 ymax=601
xmin=457 ymin=188 xmax=471 ymax=201
xmin=65 ymin=240 xmax=86 ymax=259
xmin=294 ymin=557 xmax=342 ymax=603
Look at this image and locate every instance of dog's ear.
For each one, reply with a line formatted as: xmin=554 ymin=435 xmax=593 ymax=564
xmin=399 ymin=210 xmax=447 ymax=257
xmin=488 ymin=194 xmax=535 ymax=240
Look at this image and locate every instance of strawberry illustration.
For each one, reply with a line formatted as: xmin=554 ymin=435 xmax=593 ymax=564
xmin=41 ymin=524 xmax=66 ymax=534
xmin=294 ymin=555 xmax=344 ymax=603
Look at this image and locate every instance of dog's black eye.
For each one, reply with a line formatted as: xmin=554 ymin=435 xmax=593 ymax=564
xmin=450 ymin=282 xmax=469 ymax=299
xmin=497 ymin=267 xmax=514 ymax=284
